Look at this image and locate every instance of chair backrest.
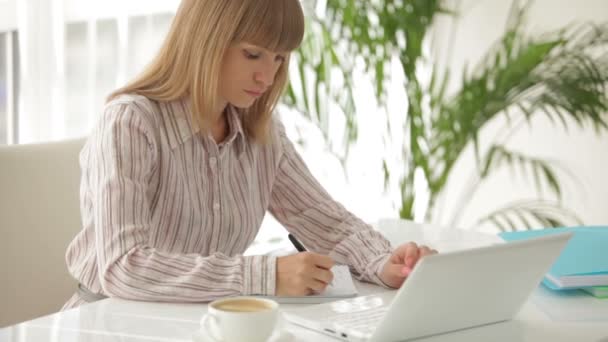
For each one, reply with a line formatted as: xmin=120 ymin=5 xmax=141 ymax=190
xmin=0 ymin=138 xmax=86 ymax=328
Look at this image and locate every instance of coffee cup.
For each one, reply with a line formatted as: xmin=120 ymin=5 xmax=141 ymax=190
xmin=200 ymin=297 xmax=279 ymax=342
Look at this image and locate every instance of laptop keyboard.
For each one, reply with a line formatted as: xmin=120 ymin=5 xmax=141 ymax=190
xmin=286 ymin=293 xmax=394 ymax=338
xmin=325 ymin=306 xmax=388 ymax=333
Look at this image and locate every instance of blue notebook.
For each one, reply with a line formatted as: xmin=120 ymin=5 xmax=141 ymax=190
xmin=499 ymin=226 xmax=608 ymax=289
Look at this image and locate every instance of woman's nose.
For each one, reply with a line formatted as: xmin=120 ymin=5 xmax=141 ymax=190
xmin=254 ymin=64 xmax=276 ymax=87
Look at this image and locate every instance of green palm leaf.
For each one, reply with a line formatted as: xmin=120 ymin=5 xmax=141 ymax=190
xmin=285 ymin=15 xmax=357 ymax=166
xmin=480 ymin=145 xmax=566 ymax=199
xmin=477 ymin=200 xmax=583 ymax=231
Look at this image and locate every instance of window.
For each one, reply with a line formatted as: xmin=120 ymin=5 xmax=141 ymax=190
xmin=64 ymin=13 xmax=173 ymax=138
xmin=0 ymin=1 xmax=179 ymax=145
xmin=0 ymin=31 xmax=18 ymax=145
xmin=0 ymin=33 xmax=7 ymax=145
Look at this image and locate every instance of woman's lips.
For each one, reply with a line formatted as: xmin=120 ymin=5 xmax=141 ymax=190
xmin=245 ymin=90 xmax=263 ymax=97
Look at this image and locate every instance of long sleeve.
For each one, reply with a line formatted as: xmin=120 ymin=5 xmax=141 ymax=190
xmin=268 ymin=121 xmax=392 ymax=285
xmin=88 ymin=103 xmax=275 ymax=302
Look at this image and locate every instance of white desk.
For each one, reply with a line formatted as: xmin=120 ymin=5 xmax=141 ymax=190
xmin=2 ymin=224 xmax=608 ymax=341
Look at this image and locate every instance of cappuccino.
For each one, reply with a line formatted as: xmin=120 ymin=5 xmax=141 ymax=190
xmin=213 ymin=298 xmax=274 ymax=313
xmin=202 ymin=297 xmax=280 ymax=342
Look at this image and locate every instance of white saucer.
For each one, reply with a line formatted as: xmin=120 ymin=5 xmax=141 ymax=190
xmin=192 ymin=315 xmax=294 ymax=342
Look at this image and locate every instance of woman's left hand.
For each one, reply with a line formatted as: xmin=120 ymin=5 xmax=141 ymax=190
xmin=379 ymin=242 xmax=438 ymax=288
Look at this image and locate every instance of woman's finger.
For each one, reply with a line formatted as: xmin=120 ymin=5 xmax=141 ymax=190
xmin=404 ymin=243 xmax=420 ymax=267
xmin=307 ymin=278 xmax=329 ymax=293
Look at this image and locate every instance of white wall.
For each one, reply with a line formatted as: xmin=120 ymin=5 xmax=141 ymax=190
xmin=431 ymin=0 xmax=608 ymax=231
xmin=64 ymin=0 xmax=179 ymax=22
xmin=0 ymin=0 xmax=17 ymax=32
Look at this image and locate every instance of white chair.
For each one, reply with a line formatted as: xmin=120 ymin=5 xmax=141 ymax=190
xmin=0 ymin=138 xmax=85 ymax=328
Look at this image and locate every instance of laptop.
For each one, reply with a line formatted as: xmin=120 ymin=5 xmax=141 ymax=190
xmin=284 ymin=233 xmax=572 ymax=342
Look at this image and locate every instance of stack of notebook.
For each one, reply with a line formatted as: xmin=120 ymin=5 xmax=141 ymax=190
xmin=499 ymin=226 xmax=608 ymax=298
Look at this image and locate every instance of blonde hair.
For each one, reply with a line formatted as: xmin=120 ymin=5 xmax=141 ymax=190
xmin=109 ymin=0 xmax=304 ymax=142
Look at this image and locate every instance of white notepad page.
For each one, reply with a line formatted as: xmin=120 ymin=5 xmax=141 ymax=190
xmin=260 ymin=265 xmax=358 ymax=304
xmin=321 ymin=265 xmax=358 ymax=296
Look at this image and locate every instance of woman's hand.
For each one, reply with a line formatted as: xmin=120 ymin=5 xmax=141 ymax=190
xmin=379 ymin=242 xmax=438 ymax=288
xmin=276 ymin=252 xmax=334 ymax=296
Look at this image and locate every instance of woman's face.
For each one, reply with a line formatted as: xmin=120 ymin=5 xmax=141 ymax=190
xmin=218 ymin=42 xmax=287 ymax=109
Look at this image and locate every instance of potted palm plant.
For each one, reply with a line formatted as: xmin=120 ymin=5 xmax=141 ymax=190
xmin=285 ymin=0 xmax=608 ymax=231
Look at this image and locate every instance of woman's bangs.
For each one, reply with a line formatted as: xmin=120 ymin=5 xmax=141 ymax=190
xmin=234 ymin=0 xmax=304 ymax=52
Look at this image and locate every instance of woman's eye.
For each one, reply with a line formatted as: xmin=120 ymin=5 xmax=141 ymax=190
xmin=275 ymin=55 xmax=286 ymax=63
xmin=244 ymin=50 xmax=261 ymax=59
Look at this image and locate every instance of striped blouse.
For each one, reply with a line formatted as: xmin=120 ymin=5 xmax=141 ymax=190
xmin=63 ymin=94 xmax=392 ymax=309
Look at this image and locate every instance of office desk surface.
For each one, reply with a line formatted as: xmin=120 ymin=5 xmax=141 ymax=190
xmin=2 ymin=226 xmax=607 ymax=341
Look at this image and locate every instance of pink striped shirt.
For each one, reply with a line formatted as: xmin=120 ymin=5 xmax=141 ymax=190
xmin=63 ymin=94 xmax=392 ymax=309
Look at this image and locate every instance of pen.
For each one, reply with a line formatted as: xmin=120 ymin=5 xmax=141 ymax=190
xmin=288 ymin=233 xmax=334 ymax=287
xmin=288 ymin=233 xmax=307 ymax=252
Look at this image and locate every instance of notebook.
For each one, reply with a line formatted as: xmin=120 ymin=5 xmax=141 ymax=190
xmin=499 ymin=226 xmax=608 ymax=289
xmin=259 ymin=265 xmax=358 ymax=304
xmin=583 ymin=286 xmax=608 ymax=299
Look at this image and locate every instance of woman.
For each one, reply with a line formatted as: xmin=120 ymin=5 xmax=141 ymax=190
xmin=63 ymin=0 xmax=436 ymax=309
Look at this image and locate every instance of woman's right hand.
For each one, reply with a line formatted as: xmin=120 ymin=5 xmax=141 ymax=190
xmin=276 ymin=252 xmax=335 ymax=296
